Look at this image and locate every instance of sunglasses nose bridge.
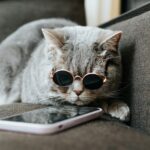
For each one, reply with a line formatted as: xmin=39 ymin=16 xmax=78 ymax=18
xmin=74 ymin=75 xmax=82 ymax=80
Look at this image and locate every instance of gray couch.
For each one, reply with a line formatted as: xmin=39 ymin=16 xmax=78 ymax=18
xmin=0 ymin=0 xmax=150 ymax=150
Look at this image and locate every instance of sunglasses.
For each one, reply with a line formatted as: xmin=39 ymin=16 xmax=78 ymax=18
xmin=50 ymin=69 xmax=107 ymax=90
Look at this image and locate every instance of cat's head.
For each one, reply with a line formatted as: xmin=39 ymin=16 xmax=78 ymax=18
xmin=42 ymin=26 xmax=122 ymax=105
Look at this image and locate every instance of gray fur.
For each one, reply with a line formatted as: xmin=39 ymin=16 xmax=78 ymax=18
xmin=0 ymin=18 xmax=129 ymax=121
xmin=0 ymin=18 xmax=76 ymax=104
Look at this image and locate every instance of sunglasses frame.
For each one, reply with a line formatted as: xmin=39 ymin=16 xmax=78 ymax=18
xmin=50 ymin=69 xmax=107 ymax=89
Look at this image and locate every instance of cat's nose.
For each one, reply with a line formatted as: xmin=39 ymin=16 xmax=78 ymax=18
xmin=73 ymin=90 xmax=82 ymax=96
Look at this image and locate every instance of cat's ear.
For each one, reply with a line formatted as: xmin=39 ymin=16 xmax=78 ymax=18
xmin=101 ymin=31 xmax=122 ymax=51
xmin=42 ymin=28 xmax=64 ymax=47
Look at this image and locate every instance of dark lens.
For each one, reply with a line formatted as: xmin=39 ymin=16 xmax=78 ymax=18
xmin=53 ymin=71 xmax=73 ymax=86
xmin=83 ymin=74 xmax=103 ymax=90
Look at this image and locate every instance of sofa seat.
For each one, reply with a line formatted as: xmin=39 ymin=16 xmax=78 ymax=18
xmin=0 ymin=103 xmax=150 ymax=150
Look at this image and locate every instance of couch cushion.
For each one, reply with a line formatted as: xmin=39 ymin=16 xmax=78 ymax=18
xmin=0 ymin=0 xmax=85 ymax=42
xmin=0 ymin=103 xmax=150 ymax=150
xmin=106 ymin=11 xmax=150 ymax=134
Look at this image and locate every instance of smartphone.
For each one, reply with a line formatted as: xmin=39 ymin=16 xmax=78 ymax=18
xmin=0 ymin=105 xmax=103 ymax=135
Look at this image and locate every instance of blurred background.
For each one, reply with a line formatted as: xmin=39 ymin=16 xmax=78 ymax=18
xmin=85 ymin=0 xmax=149 ymax=26
xmin=0 ymin=0 xmax=149 ymax=41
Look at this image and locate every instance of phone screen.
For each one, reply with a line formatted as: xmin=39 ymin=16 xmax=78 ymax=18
xmin=2 ymin=105 xmax=100 ymax=124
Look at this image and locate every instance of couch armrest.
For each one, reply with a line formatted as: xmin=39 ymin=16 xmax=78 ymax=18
xmin=102 ymin=9 xmax=150 ymax=134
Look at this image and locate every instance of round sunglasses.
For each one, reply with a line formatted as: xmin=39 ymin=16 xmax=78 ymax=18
xmin=50 ymin=69 xmax=107 ymax=90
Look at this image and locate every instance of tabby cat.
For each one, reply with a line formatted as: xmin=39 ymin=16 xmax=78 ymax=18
xmin=0 ymin=19 xmax=129 ymax=121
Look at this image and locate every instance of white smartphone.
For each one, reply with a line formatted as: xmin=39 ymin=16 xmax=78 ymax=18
xmin=0 ymin=105 xmax=103 ymax=135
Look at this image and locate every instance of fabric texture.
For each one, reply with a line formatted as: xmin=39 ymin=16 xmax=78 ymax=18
xmin=107 ymin=11 xmax=150 ymax=134
xmin=0 ymin=103 xmax=150 ymax=150
xmin=0 ymin=0 xmax=85 ymax=42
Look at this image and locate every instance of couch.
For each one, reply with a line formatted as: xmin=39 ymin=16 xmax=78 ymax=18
xmin=0 ymin=0 xmax=149 ymax=150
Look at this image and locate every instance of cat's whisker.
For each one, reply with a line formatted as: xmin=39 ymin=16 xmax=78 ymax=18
xmin=37 ymin=96 xmax=63 ymax=103
xmin=107 ymin=84 xmax=131 ymax=97
xmin=36 ymin=95 xmax=98 ymax=104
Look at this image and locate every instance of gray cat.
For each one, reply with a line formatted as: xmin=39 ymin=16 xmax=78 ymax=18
xmin=0 ymin=18 xmax=129 ymax=121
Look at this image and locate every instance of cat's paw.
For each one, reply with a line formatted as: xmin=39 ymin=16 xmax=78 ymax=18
xmin=107 ymin=101 xmax=130 ymax=121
